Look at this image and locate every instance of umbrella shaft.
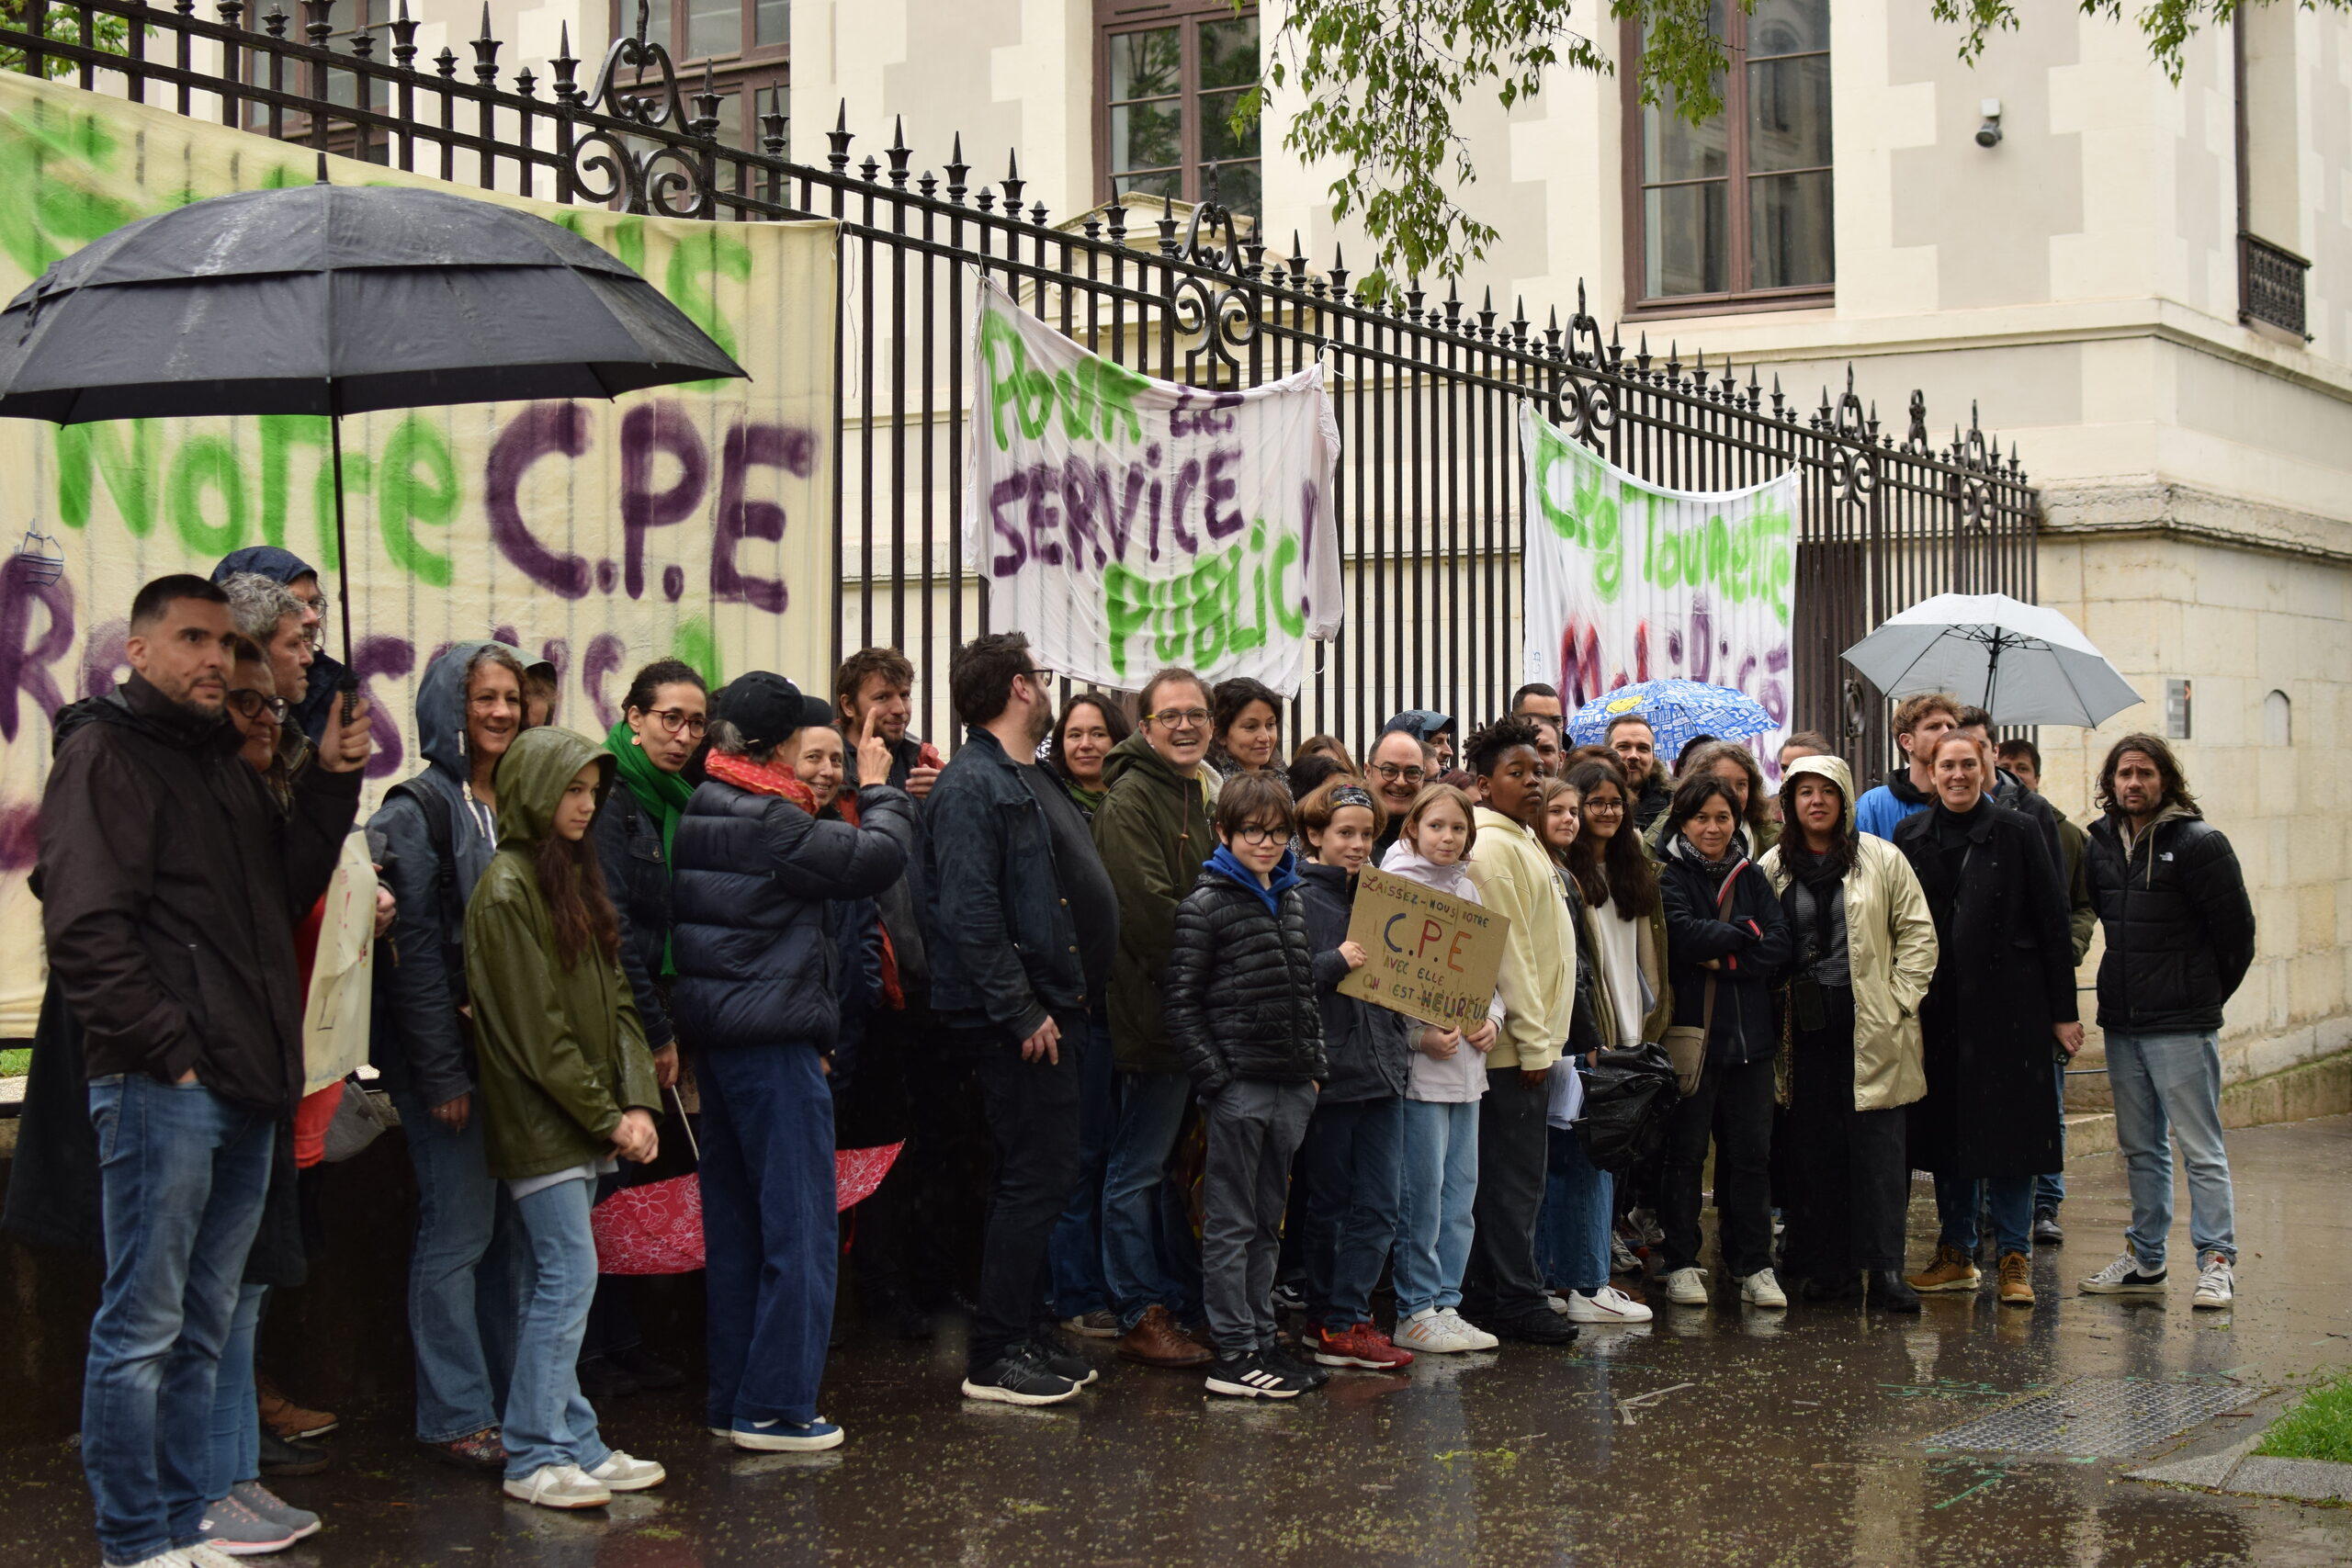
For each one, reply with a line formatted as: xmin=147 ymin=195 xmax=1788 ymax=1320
xmin=330 ymin=412 xmax=355 ymax=668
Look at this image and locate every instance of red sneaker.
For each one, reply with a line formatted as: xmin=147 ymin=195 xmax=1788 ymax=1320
xmin=1313 ymin=1322 xmax=1415 ymax=1370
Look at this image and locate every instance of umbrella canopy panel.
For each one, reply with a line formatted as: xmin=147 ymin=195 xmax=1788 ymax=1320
xmin=1840 ymin=592 xmax=2143 ymax=728
xmin=0 ymin=183 xmax=746 ymax=422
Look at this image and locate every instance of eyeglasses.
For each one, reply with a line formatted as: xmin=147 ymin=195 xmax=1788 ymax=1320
xmin=647 ymin=707 xmax=707 ymax=738
xmin=1023 ymin=666 xmax=1058 ymax=687
xmin=1370 ymin=762 xmax=1426 ymax=785
xmin=227 ymin=689 xmax=287 ymax=722
xmin=1148 ymin=707 xmax=1211 ymax=728
xmin=1233 ymin=825 xmax=1290 ymax=847
xmin=1582 ymin=798 xmax=1625 ymax=815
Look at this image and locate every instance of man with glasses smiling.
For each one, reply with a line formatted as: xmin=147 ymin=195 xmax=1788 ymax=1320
xmin=1366 ymin=731 xmax=1432 ymax=861
xmin=1092 ymin=667 xmax=1222 ymax=1371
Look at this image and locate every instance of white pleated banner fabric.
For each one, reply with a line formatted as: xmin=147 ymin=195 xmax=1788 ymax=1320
xmin=963 ymin=276 xmax=1342 ymax=694
xmin=1519 ymin=402 xmax=1799 ymax=751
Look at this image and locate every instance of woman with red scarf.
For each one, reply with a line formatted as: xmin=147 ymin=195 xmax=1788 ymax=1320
xmin=670 ymin=674 xmax=919 ymax=1454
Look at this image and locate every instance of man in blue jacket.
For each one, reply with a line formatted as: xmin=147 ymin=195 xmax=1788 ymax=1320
xmin=2076 ymin=735 xmax=2256 ymax=1311
xmin=926 ymin=633 xmax=1119 ymax=1407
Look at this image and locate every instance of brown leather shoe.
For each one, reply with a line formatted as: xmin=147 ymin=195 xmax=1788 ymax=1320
xmin=1115 ymin=1304 xmax=1213 ymax=1369
xmin=1996 ymin=1251 xmax=2035 ymax=1305
xmin=1905 ymin=1243 xmax=1982 ymax=1294
xmin=256 ymin=1376 xmax=339 ymax=1440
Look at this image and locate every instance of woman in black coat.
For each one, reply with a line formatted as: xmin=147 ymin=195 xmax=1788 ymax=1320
xmin=1894 ymin=731 xmax=2082 ymax=1306
xmin=1655 ymin=774 xmax=1792 ymax=1310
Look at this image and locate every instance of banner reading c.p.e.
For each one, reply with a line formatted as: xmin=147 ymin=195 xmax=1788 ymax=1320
xmin=1338 ymin=866 xmax=1509 ymax=1027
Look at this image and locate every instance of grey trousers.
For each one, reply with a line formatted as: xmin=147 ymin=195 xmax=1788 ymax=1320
xmin=1200 ymin=1078 xmax=1317 ymax=1358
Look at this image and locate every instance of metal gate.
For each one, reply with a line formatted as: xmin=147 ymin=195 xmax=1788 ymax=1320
xmin=5 ymin=2 xmax=2039 ymax=772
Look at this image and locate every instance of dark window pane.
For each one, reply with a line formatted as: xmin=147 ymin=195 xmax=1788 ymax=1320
xmin=1747 ymin=0 xmax=1829 ymax=57
xmin=753 ymin=0 xmax=786 ymax=48
xmin=1199 ymin=87 xmax=1258 ymax=163
xmin=1748 ymin=169 xmax=1834 ymax=288
xmin=1643 ymin=85 xmax=1727 ymax=183
xmin=1110 ymin=27 xmax=1182 ymax=100
xmin=1112 ymin=101 xmax=1183 ymax=175
xmin=712 ymin=90 xmax=741 ymax=149
xmin=1645 ymin=181 xmax=1727 ymax=296
xmin=1747 ymin=53 xmax=1829 ymax=171
xmin=1114 ymin=169 xmax=1183 ymax=206
xmin=1199 ymin=15 xmax=1260 ymax=90
xmin=686 ymin=0 xmax=735 ymax=58
xmin=1204 ymin=159 xmax=1260 ymax=217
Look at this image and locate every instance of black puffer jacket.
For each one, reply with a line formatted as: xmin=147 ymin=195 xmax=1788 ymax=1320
xmin=1658 ymin=835 xmax=1791 ymax=1066
xmin=1296 ymin=862 xmax=1410 ymax=1102
xmin=1162 ymin=853 xmax=1328 ymax=1096
xmin=591 ymin=786 xmax=677 ymax=1050
xmin=2086 ymin=807 xmax=2256 ymax=1033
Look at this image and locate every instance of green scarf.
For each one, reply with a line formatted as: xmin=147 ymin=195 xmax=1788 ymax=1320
xmin=605 ymin=719 xmax=695 ymax=976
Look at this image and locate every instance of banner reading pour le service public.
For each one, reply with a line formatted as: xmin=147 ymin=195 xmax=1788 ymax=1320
xmin=1518 ymin=402 xmax=1797 ymax=765
xmin=0 ymin=70 xmax=837 ymax=1033
xmin=964 ymin=276 xmax=1342 ymax=695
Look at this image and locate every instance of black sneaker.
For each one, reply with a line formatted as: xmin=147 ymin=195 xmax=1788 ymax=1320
xmin=259 ymin=1429 xmax=331 ymax=1477
xmin=2032 ymin=1211 xmax=2065 ymax=1246
xmin=1023 ymin=1331 xmax=1100 ymax=1387
xmin=1492 ymin=1308 xmax=1579 ymax=1345
xmin=578 ymin=1355 xmax=640 ymax=1402
xmin=1204 ymin=1350 xmax=1306 ymax=1399
xmin=1261 ymin=1341 xmax=1330 ymax=1390
xmin=960 ymin=1348 xmax=1080 ymax=1406
xmin=1270 ymin=1283 xmax=1306 ymax=1314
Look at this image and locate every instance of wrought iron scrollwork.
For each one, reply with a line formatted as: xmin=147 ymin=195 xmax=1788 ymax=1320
xmin=1544 ymin=282 xmax=1617 ymax=439
xmin=1169 ymin=195 xmax=1258 ymax=382
xmin=1949 ymin=400 xmax=1992 ymax=535
xmin=568 ymin=0 xmax=710 ymax=217
xmin=1828 ymin=366 xmax=1875 ymax=503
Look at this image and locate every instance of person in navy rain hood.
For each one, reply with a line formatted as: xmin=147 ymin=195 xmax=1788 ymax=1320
xmin=209 ymin=547 xmax=349 ymax=749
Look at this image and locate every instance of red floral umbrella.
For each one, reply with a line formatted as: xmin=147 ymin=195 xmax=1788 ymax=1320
xmin=589 ymin=1089 xmax=903 ymax=1276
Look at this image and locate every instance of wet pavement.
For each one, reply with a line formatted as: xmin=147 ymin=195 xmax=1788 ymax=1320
xmin=7 ymin=1115 xmax=2351 ymax=1568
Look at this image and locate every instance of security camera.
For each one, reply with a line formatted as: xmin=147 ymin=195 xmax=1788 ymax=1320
xmin=1975 ymin=98 xmax=2003 ymax=148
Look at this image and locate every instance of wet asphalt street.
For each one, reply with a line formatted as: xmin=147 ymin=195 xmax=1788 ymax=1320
xmin=6 ymin=1114 xmax=2350 ymax=1568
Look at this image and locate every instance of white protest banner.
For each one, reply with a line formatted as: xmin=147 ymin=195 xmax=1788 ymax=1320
xmin=0 ymin=72 xmax=836 ymax=1032
xmin=1519 ymin=402 xmax=1798 ymax=765
xmin=963 ymin=276 xmax=1342 ymax=694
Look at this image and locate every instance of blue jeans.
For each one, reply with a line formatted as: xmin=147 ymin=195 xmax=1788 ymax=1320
xmin=2034 ymin=1064 xmax=2067 ymax=1214
xmin=700 ymin=1044 xmax=836 ymax=1428
xmin=503 ymin=1177 xmax=610 ymax=1479
xmin=2106 ymin=1030 xmax=2235 ymax=1269
xmin=82 ymin=1075 xmax=273 ymax=1565
xmin=1393 ymin=1099 xmax=1479 ymax=1317
xmin=206 ymin=1282 xmax=267 ymax=1502
xmin=1047 ymin=1019 xmax=1119 ymax=1318
xmin=1538 ymin=1125 xmax=1615 ymax=1294
xmin=1101 ymin=1069 xmax=1202 ymax=1330
xmin=390 ymin=1088 xmax=518 ymax=1443
xmin=1298 ymin=1095 xmax=1403 ymax=1330
xmin=1935 ymin=1172 xmax=2035 ymax=1259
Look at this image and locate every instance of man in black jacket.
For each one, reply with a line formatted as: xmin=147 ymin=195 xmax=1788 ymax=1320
xmin=40 ymin=576 xmax=368 ymax=1568
xmin=927 ymin=632 xmax=1116 ymax=1407
xmin=2076 ymin=735 xmax=2256 ymax=1311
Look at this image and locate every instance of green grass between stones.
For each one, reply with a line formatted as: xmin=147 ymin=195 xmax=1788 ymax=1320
xmin=2254 ymin=1373 xmax=2352 ymax=1465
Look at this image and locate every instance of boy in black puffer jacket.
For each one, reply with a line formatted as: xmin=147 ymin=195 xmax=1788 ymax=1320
xmin=1163 ymin=773 xmax=1329 ymax=1400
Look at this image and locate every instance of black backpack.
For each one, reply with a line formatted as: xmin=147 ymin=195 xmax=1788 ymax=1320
xmin=1575 ymin=1041 xmax=1680 ymax=1174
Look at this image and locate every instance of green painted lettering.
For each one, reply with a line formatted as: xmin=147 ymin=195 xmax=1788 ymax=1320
xmin=168 ymin=434 xmax=248 ymax=556
xmin=54 ymin=421 xmax=157 ymax=535
xmin=377 ymin=415 xmax=458 ymax=586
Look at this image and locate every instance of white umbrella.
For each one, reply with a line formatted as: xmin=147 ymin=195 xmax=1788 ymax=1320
xmin=1840 ymin=592 xmax=2143 ymax=728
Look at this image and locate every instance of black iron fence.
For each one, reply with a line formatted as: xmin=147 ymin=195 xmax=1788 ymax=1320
xmin=5 ymin=0 xmax=2039 ymax=773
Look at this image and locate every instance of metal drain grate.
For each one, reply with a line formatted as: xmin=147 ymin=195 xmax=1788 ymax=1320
xmin=1921 ymin=1379 xmax=2254 ymax=1459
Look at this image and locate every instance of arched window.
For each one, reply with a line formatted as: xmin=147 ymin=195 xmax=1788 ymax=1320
xmin=2264 ymin=689 xmax=2292 ymax=747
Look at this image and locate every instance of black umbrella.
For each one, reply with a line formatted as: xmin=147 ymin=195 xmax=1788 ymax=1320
xmin=0 ymin=160 xmax=748 ymax=669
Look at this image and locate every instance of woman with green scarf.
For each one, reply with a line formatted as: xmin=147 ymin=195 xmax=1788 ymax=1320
xmin=579 ymin=659 xmax=706 ymax=1398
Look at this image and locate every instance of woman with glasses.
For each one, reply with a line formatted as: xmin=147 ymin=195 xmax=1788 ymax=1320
xmin=575 ymin=660 xmax=709 ymax=1400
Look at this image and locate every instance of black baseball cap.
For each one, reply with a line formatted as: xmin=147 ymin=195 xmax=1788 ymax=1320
xmin=715 ymin=672 xmax=836 ymax=750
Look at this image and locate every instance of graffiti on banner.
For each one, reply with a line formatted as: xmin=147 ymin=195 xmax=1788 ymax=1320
xmin=1518 ymin=403 xmax=1797 ymax=774
xmin=963 ymin=276 xmax=1342 ymax=694
xmin=0 ymin=71 xmax=837 ymax=1032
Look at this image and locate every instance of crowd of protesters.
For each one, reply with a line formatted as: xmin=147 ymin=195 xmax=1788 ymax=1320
xmin=9 ymin=568 xmax=2264 ymax=1566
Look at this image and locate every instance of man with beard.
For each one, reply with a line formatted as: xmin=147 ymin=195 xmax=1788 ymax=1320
xmin=1606 ymin=715 xmax=1671 ymax=831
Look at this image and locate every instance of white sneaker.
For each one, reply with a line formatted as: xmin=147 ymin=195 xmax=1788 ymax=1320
xmin=1542 ymin=1289 xmax=1572 ymax=1315
xmin=2079 ymin=1252 xmax=2168 ymax=1296
xmin=1397 ymin=1306 xmax=1482 ymax=1354
xmin=587 ymin=1450 xmax=666 ymax=1491
xmin=1563 ymin=1284 xmax=1655 ymax=1324
xmin=2193 ymin=1252 xmax=2235 ymax=1309
xmin=1610 ymin=1233 xmax=1641 ymax=1275
xmin=1663 ymin=1267 xmax=1710 ymax=1305
xmin=1740 ymin=1269 xmax=1788 ymax=1309
xmin=502 ymin=1462 xmax=613 ymax=1509
xmin=1440 ymin=1308 xmax=1500 ymax=1350
xmin=177 ymin=1550 xmax=248 ymax=1568
xmin=108 ymin=1553 xmax=196 ymax=1568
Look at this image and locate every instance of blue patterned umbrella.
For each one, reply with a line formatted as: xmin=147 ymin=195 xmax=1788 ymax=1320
xmin=1566 ymin=679 xmax=1776 ymax=765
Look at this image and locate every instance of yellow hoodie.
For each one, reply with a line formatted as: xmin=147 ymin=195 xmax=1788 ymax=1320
xmin=1464 ymin=806 xmax=1577 ymax=1072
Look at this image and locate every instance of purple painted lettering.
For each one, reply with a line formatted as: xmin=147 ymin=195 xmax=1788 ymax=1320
xmin=713 ymin=422 xmax=808 ymax=615
xmin=620 ymin=402 xmax=709 ymax=600
xmin=487 ymin=403 xmax=594 ymax=598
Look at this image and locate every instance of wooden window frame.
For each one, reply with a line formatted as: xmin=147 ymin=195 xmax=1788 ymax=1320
xmin=1092 ymin=0 xmax=1260 ymax=213
xmin=1620 ymin=11 xmax=1835 ymax=319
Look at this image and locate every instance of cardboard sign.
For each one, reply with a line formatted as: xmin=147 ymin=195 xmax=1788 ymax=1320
xmin=1338 ymin=866 xmax=1510 ymax=1026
